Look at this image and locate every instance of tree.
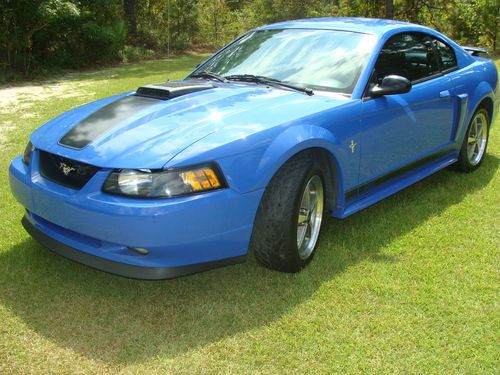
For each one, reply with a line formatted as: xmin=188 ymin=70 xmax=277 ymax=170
xmin=386 ymin=0 xmax=394 ymax=19
xmin=196 ymin=0 xmax=232 ymax=47
xmin=447 ymin=0 xmax=499 ymax=50
xmin=123 ymin=0 xmax=137 ymax=40
xmin=1 ymin=0 xmax=498 ymax=82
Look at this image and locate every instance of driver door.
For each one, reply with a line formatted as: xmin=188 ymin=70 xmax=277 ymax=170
xmin=359 ymin=32 xmax=456 ymax=184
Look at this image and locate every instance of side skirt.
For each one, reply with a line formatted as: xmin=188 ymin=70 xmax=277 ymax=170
xmin=333 ymin=152 xmax=458 ymax=219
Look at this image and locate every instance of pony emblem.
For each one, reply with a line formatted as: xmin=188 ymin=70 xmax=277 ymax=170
xmin=59 ymin=162 xmax=75 ymax=176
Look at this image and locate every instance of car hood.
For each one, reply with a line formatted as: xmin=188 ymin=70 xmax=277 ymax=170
xmin=31 ymin=81 xmax=349 ymax=169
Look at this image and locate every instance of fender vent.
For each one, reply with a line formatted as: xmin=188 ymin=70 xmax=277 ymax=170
xmin=135 ymin=81 xmax=214 ymax=100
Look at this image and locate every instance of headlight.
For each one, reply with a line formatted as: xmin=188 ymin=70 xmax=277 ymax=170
xmin=102 ymin=164 xmax=226 ymax=198
xmin=22 ymin=141 xmax=34 ymax=165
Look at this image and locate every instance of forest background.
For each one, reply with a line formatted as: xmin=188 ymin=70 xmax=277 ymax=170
xmin=1 ymin=0 xmax=498 ymax=82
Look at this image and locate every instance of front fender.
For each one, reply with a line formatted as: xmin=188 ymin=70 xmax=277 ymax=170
xmin=167 ymin=101 xmax=362 ymax=199
xmin=253 ymin=124 xmax=344 ymax=192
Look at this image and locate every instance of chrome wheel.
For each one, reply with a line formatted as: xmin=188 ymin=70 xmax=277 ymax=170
xmin=297 ymin=175 xmax=324 ymax=260
xmin=467 ymin=111 xmax=488 ymax=166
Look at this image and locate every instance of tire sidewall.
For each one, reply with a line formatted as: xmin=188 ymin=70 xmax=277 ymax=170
xmin=250 ymin=151 xmax=328 ymax=273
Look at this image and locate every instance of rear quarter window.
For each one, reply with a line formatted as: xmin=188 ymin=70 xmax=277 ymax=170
xmin=432 ymin=38 xmax=457 ymax=71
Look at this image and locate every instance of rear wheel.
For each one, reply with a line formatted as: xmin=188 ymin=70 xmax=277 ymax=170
xmin=250 ymin=152 xmax=325 ymax=273
xmin=456 ymin=108 xmax=490 ymax=172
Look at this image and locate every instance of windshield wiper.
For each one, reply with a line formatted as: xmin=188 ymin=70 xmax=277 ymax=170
xmin=190 ymin=71 xmax=228 ymax=83
xmin=224 ymin=74 xmax=314 ymax=96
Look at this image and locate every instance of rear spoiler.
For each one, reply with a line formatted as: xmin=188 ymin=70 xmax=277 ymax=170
xmin=462 ymin=46 xmax=489 ymax=57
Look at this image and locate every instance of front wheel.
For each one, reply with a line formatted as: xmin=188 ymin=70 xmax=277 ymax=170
xmin=250 ymin=152 xmax=325 ymax=273
xmin=455 ymin=108 xmax=490 ymax=172
xmin=296 ymin=175 xmax=324 ymax=261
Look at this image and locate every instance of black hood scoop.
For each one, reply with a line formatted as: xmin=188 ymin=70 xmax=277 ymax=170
xmin=135 ymin=81 xmax=215 ymax=100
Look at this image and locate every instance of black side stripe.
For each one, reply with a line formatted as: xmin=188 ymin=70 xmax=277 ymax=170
xmin=346 ymin=149 xmax=452 ymax=201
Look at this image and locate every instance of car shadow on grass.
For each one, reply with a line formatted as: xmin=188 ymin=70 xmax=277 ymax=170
xmin=0 ymin=154 xmax=497 ymax=365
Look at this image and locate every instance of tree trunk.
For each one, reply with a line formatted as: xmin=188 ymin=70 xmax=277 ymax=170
xmin=123 ymin=0 xmax=137 ymax=40
xmin=213 ymin=4 xmax=218 ymax=47
xmin=385 ymin=0 xmax=394 ymax=19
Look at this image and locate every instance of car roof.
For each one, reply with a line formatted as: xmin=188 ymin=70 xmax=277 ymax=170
xmin=256 ymin=17 xmax=427 ymax=36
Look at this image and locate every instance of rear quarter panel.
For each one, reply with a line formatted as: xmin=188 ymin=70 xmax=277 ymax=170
xmin=448 ymin=57 xmax=498 ymax=146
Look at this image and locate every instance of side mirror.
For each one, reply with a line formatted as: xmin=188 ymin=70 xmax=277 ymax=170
xmin=370 ymin=75 xmax=411 ymax=98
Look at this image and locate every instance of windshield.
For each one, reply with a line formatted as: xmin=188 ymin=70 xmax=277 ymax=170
xmin=194 ymin=29 xmax=377 ymax=95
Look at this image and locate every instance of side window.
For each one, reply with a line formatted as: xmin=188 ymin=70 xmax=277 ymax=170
xmin=432 ymin=38 xmax=457 ymax=71
xmin=374 ymin=33 xmax=440 ymax=83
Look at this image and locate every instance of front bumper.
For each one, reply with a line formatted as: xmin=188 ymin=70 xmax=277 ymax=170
xmin=22 ymin=215 xmax=245 ymax=279
xmin=9 ymin=152 xmax=263 ymax=279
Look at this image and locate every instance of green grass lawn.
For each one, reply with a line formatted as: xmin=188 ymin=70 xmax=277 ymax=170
xmin=0 ymin=54 xmax=498 ymax=374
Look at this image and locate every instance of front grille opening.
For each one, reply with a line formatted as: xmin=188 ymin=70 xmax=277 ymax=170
xmin=39 ymin=150 xmax=100 ymax=190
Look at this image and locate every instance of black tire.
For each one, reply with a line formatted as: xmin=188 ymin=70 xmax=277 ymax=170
xmin=249 ymin=151 xmax=325 ymax=273
xmin=455 ymin=107 xmax=490 ymax=172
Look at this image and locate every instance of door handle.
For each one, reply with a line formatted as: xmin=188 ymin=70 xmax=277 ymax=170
xmin=439 ymin=90 xmax=451 ymax=98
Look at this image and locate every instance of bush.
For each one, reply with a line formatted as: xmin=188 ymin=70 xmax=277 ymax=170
xmin=119 ymin=45 xmax=155 ymax=63
xmin=79 ymin=20 xmax=126 ymax=64
xmin=135 ymin=29 xmax=163 ymax=51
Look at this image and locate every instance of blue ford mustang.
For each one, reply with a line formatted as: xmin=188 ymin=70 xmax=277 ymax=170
xmin=9 ymin=18 xmax=499 ymax=279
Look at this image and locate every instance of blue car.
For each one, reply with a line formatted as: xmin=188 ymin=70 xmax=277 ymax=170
xmin=9 ymin=18 xmax=499 ymax=279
